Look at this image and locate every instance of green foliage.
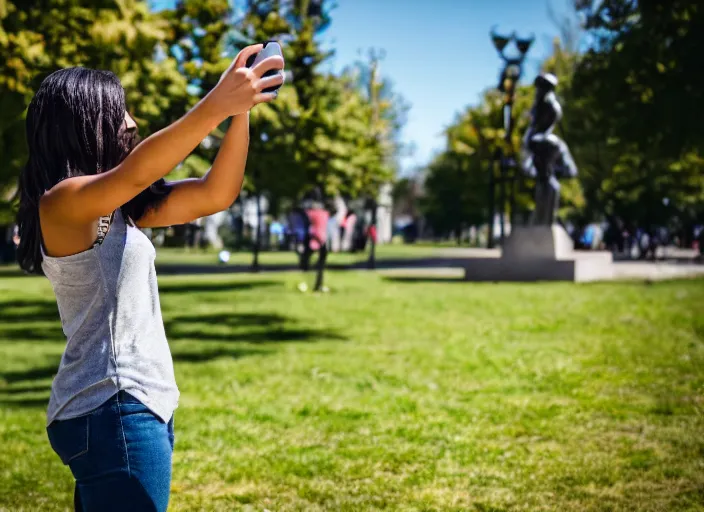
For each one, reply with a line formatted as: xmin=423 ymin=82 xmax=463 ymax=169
xmin=0 ymin=0 xmax=189 ymax=199
xmin=0 ymin=0 xmax=401 ymax=219
xmin=575 ymin=0 xmax=704 ymax=157
xmin=571 ymin=0 xmax=704 ymax=227
xmin=391 ymin=176 xmax=421 ymax=220
xmin=239 ymin=1 xmax=397 ymax=207
xmin=344 ymin=51 xmax=413 ymax=176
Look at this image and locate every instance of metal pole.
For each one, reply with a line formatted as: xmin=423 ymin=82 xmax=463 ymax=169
xmin=490 ymin=29 xmax=532 ymax=242
xmin=499 ymin=151 xmax=506 ymax=243
xmin=367 ymin=201 xmax=377 ymax=269
xmin=488 ymin=159 xmax=495 ymax=249
xmin=366 ymin=49 xmax=382 ymax=269
xmin=252 ymin=178 xmax=261 ymax=272
xmin=509 ymin=169 xmax=516 ymax=229
xmin=502 ymin=100 xmax=514 ymax=240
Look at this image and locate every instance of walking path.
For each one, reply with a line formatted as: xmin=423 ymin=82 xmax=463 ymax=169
xmin=1 ymin=247 xmax=701 ymax=282
xmin=153 ymin=247 xmax=704 ymax=282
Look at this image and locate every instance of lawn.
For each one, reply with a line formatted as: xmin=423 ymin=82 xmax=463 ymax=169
xmin=1 ymin=270 xmax=703 ymax=511
xmin=153 ymin=244 xmax=438 ymax=267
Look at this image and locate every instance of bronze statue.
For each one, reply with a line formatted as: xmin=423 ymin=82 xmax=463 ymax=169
xmin=521 ymin=73 xmax=577 ymax=225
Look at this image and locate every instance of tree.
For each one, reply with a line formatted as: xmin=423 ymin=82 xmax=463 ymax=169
xmin=0 ymin=0 xmax=188 ymax=221
xmin=240 ymin=0 xmax=397 ymax=204
xmin=0 ymin=0 xmax=406 ymax=229
xmin=575 ymin=0 xmax=704 ymax=158
xmin=569 ymin=0 xmax=704 ymax=230
xmin=392 ymin=174 xmax=422 ymax=222
xmin=344 ymin=49 xmax=412 ymax=179
xmin=157 ymin=0 xmax=242 ymax=181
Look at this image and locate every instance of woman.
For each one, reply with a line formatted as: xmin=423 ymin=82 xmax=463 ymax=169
xmin=15 ymin=44 xmax=283 ymax=511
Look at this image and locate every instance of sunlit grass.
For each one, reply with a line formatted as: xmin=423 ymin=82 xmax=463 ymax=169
xmin=1 ymin=271 xmax=703 ymax=511
xmin=153 ymin=244 xmax=437 ymax=267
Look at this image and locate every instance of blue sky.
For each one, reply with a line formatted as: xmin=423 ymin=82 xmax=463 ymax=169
xmin=320 ymin=0 xmax=573 ymax=173
xmin=153 ymin=0 xmax=573 ymax=173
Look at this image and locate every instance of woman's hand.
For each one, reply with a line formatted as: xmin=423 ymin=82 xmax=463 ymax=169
xmin=208 ymin=44 xmax=285 ymax=118
xmin=232 ymin=43 xmax=263 ymax=69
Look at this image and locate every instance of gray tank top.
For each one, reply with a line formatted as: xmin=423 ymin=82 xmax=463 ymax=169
xmin=42 ymin=209 xmax=179 ymax=426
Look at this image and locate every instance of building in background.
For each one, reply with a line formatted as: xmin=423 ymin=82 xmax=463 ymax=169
xmin=376 ymin=183 xmax=393 ymax=244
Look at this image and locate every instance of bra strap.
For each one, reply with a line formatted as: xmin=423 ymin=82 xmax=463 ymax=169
xmin=94 ymin=212 xmax=115 ymax=247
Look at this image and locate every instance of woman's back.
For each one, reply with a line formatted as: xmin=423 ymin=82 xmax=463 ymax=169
xmin=42 ymin=209 xmax=178 ymax=427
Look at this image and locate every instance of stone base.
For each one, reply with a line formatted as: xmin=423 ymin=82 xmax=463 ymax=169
xmin=464 ymin=252 xmax=614 ymax=282
xmin=464 ymin=225 xmax=615 ymax=282
xmin=502 ymin=225 xmax=574 ymax=260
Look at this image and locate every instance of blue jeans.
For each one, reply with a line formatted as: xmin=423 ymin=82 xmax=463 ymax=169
xmin=47 ymin=391 xmax=174 ymax=512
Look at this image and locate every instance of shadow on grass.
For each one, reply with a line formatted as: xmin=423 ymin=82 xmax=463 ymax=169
xmin=0 ymin=362 xmax=57 ymax=409
xmin=0 ymin=275 xmax=346 ymax=408
xmin=165 ymin=310 xmax=346 ymax=365
xmin=173 ymin=312 xmax=286 ymax=324
xmin=1 ymin=364 xmax=58 ymax=383
xmin=0 ymin=299 xmax=64 ymax=343
xmin=0 ymin=396 xmax=50 ymax=408
xmin=172 ymin=347 xmax=269 ymax=363
xmin=0 ymin=325 xmax=65 ymax=342
xmin=165 ymin=311 xmax=346 ymax=346
xmin=0 ymin=384 xmax=52 ymax=394
xmin=1 ymin=310 xmax=345 ymax=407
xmin=159 ymin=280 xmax=279 ymax=294
xmin=0 ymin=266 xmax=30 ymax=279
xmin=0 ymin=299 xmax=61 ymax=324
xmin=169 ymin=327 xmax=345 ymax=343
xmin=154 ymin=257 xmax=468 ymax=276
xmin=383 ymin=276 xmax=464 ymax=284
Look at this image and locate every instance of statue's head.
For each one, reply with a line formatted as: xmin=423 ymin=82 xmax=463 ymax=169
xmin=534 ymin=73 xmax=558 ymax=94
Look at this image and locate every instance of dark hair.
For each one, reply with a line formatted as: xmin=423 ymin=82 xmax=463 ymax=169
xmin=16 ymin=67 xmax=170 ymax=274
xmin=301 ymin=186 xmax=325 ymax=210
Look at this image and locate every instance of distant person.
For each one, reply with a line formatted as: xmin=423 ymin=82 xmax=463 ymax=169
xmin=0 ymin=225 xmax=18 ymax=263
xmin=327 ymin=215 xmax=339 ymax=252
xmin=367 ymin=222 xmax=378 ymax=246
xmin=303 ymin=188 xmax=330 ymax=292
xmin=580 ymin=224 xmax=595 ymax=250
xmin=329 ymin=195 xmax=347 ymax=252
xmin=288 ymin=206 xmax=310 ymax=261
xmin=269 ymin=221 xmax=285 ymax=249
xmin=14 ymin=45 xmax=284 ymax=512
xmin=341 ymin=210 xmax=357 ymax=252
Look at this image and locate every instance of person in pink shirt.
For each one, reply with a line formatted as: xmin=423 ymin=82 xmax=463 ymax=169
xmin=303 ymin=188 xmax=330 ymax=292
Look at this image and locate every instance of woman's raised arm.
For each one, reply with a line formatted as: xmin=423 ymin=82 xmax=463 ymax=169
xmin=40 ymin=45 xmax=283 ymax=225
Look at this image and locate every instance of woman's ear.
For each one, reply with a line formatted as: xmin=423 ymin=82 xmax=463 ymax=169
xmin=124 ymin=112 xmax=137 ymax=130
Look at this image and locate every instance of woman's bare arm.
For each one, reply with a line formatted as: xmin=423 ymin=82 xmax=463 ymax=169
xmin=40 ymin=46 xmax=282 ymax=227
xmin=135 ymin=112 xmax=251 ymax=228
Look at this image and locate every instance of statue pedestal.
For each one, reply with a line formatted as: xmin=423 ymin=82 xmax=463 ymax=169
xmin=502 ymin=225 xmax=574 ymax=260
xmin=464 ymin=225 xmax=614 ymax=282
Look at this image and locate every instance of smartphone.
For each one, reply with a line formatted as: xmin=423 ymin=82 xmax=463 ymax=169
xmin=246 ymin=41 xmax=284 ymax=93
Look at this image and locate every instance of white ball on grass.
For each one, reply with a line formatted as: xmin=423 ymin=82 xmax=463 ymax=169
xmin=218 ymin=250 xmax=231 ymax=264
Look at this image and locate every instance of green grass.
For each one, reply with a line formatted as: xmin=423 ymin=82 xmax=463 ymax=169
xmin=1 ymin=271 xmax=703 ymax=511
xmin=153 ymin=244 xmax=437 ymax=267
